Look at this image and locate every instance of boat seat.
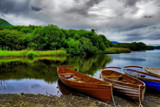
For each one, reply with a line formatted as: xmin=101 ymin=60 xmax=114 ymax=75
xmin=131 ymin=74 xmax=145 ymax=78
xmin=64 ymin=74 xmax=73 ymax=79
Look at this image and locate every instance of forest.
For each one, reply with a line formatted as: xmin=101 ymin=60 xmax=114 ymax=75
xmin=0 ymin=25 xmax=113 ymax=55
xmin=114 ymin=42 xmax=154 ymax=51
xmin=0 ymin=18 xmax=154 ymax=55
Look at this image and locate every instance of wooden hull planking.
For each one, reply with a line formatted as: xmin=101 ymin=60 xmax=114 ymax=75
xmin=101 ymin=68 xmax=145 ymax=102
xmin=57 ymin=65 xmax=113 ymax=103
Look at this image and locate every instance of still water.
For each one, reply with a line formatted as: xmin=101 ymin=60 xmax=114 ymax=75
xmin=0 ymin=50 xmax=160 ymax=96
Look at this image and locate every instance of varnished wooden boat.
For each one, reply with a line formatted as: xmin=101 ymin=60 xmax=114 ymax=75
xmin=57 ymin=65 xmax=113 ymax=103
xmin=124 ymin=66 xmax=160 ymax=91
xmin=58 ymin=79 xmax=79 ymax=96
xmin=101 ymin=67 xmax=145 ymax=102
xmin=145 ymin=68 xmax=160 ymax=77
xmin=124 ymin=66 xmax=143 ymax=71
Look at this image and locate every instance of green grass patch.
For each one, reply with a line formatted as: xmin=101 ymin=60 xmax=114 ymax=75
xmin=103 ymin=47 xmax=131 ymax=54
xmin=0 ymin=56 xmax=67 ymax=64
xmin=0 ymin=50 xmax=66 ymax=58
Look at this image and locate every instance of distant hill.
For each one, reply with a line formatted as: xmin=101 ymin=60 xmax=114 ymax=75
xmin=0 ymin=18 xmax=12 ymax=26
xmin=112 ymin=41 xmax=119 ymax=44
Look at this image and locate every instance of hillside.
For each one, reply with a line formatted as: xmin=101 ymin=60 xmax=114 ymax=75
xmin=0 ymin=18 xmax=11 ymax=26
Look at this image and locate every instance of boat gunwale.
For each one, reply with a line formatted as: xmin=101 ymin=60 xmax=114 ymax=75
xmin=145 ymin=68 xmax=160 ymax=77
xmin=57 ymin=66 xmax=112 ymax=87
xmin=124 ymin=65 xmax=143 ymax=69
xmin=101 ymin=69 xmax=145 ymax=88
xmin=124 ymin=68 xmax=160 ymax=83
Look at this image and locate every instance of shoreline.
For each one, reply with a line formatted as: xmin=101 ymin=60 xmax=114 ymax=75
xmin=0 ymin=92 xmax=159 ymax=107
xmin=0 ymin=48 xmax=130 ymax=58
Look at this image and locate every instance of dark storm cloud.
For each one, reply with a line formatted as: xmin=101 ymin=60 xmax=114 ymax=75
xmin=31 ymin=6 xmax=42 ymax=12
xmin=67 ymin=0 xmax=103 ymax=16
xmin=123 ymin=0 xmax=140 ymax=7
xmin=113 ymin=24 xmax=148 ymax=32
xmin=125 ymin=32 xmax=160 ymax=41
xmin=0 ymin=0 xmax=31 ymax=14
xmin=144 ymin=15 xmax=153 ymax=18
xmin=0 ymin=0 xmax=160 ymax=45
xmin=125 ymin=33 xmax=144 ymax=41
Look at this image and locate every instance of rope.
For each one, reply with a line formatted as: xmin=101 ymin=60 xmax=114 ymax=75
xmin=138 ymin=85 xmax=143 ymax=107
xmin=111 ymin=89 xmax=116 ymax=107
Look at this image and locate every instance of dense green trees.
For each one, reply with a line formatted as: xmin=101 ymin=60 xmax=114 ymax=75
xmin=0 ymin=18 xmax=11 ymax=26
xmin=114 ymin=42 xmax=154 ymax=51
xmin=0 ymin=25 xmax=113 ymax=55
xmin=0 ymin=23 xmax=154 ymax=55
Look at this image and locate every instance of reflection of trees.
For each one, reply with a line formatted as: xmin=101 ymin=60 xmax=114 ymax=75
xmin=0 ymin=60 xmax=63 ymax=83
xmin=0 ymin=55 xmax=112 ymax=82
xmin=65 ymin=55 xmax=112 ymax=75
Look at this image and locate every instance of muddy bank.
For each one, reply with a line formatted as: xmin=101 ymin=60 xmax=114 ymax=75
xmin=0 ymin=92 xmax=159 ymax=107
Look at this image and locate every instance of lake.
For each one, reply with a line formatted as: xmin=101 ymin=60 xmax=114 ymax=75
xmin=0 ymin=49 xmax=160 ymax=96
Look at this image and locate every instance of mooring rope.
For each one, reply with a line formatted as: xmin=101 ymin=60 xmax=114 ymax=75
xmin=138 ymin=85 xmax=143 ymax=107
xmin=111 ymin=89 xmax=116 ymax=107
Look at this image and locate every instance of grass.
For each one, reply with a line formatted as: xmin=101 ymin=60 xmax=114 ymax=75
xmin=0 ymin=50 xmax=66 ymax=58
xmin=103 ymin=47 xmax=131 ymax=54
xmin=0 ymin=56 xmax=67 ymax=64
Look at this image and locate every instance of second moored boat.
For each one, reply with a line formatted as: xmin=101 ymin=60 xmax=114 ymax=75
xmin=101 ymin=67 xmax=145 ymax=102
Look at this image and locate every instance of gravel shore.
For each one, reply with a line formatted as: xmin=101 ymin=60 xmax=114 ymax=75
xmin=0 ymin=91 xmax=160 ymax=107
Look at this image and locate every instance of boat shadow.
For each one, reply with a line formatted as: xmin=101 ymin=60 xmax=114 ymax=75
xmin=58 ymin=79 xmax=88 ymax=97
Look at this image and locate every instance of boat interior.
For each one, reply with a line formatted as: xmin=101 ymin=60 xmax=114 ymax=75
xmin=102 ymin=70 xmax=140 ymax=85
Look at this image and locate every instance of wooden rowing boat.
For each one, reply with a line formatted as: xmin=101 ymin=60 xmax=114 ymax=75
xmin=101 ymin=67 xmax=145 ymax=102
xmin=58 ymin=79 xmax=79 ymax=96
xmin=124 ymin=66 xmax=143 ymax=71
xmin=57 ymin=65 xmax=113 ymax=103
xmin=124 ymin=66 xmax=160 ymax=91
xmin=145 ymin=68 xmax=160 ymax=77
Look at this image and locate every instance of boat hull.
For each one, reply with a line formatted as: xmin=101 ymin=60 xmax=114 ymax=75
xmin=60 ymin=78 xmax=112 ymax=103
xmin=101 ymin=67 xmax=145 ymax=102
xmin=124 ymin=68 xmax=160 ymax=91
xmin=141 ymin=80 xmax=160 ymax=91
xmin=102 ymin=77 xmax=145 ymax=102
xmin=57 ymin=65 xmax=113 ymax=103
xmin=145 ymin=68 xmax=160 ymax=77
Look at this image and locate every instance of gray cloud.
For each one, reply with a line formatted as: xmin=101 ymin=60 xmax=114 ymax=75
xmin=66 ymin=0 xmax=103 ymax=16
xmin=31 ymin=6 xmax=42 ymax=12
xmin=0 ymin=0 xmax=160 ymax=45
xmin=144 ymin=15 xmax=153 ymax=18
xmin=0 ymin=0 xmax=31 ymax=14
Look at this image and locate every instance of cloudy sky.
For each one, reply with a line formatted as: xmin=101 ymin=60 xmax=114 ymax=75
xmin=0 ymin=0 xmax=160 ymax=45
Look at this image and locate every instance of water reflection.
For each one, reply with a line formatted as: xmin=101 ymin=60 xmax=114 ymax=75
xmin=1 ymin=50 xmax=159 ymax=96
xmin=0 ymin=55 xmax=112 ymax=95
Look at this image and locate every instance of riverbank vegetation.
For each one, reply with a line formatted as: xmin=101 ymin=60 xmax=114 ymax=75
xmin=0 ymin=50 xmax=66 ymax=58
xmin=0 ymin=25 xmax=113 ymax=55
xmin=0 ymin=18 xmax=154 ymax=55
xmin=103 ymin=47 xmax=131 ymax=54
xmin=114 ymin=42 xmax=154 ymax=51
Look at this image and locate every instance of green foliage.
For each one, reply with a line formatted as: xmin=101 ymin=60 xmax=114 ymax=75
xmin=146 ymin=45 xmax=154 ymax=50
xmin=0 ymin=18 xmax=12 ymax=26
xmin=0 ymin=50 xmax=66 ymax=57
xmin=0 ymin=24 xmax=113 ymax=55
xmin=103 ymin=47 xmax=131 ymax=54
xmin=114 ymin=42 xmax=151 ymax=51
